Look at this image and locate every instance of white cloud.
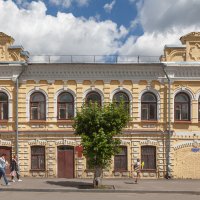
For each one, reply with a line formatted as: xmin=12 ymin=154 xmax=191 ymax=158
xmin=120 ymin=0 xmax=200 ymax=56
xmin=104 ymin=0 xmax=116 ymax=13
xmin=49 ymin=0 xmax=90 ymax=8
xmin=0 ymin=0 xmax=128 ymax=55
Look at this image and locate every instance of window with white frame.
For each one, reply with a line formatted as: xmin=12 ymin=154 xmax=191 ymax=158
xmin=30 ymin=92 xmax=46 ymax=120
xmin=174 ymin=92 xmax=190 ymax=121
xmin=141 ymin=92 xmax=157 ymax=120
xmin=0 ymin=92 xmax=8 ymax=120
xmin=57 ymin=92 xmax=74 ymax=120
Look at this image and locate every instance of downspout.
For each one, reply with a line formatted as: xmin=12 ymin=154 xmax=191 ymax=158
xmin=161 ymin=63 xmax=171 ymax=179
xmin=16 ymin=63 xmax=28 ymax=159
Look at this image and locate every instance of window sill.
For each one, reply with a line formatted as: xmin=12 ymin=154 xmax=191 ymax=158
xmin=141 ymin=120 xmax=158 ymax=123
xmin=174 ymin=121 xmax=191 ymax=124
xmin=29 ymin=120 xmax=46 ymax=123
xmin=0 ymin=120 xmax=9 ymax=123
xmin=141 ymin=169 xmax=156 ymax=172
xmin=30 ymin=169 xmax=46 ymax=171
xmin=57 ymin=120 xmax=74 ymax=123
xmin=112 ymin=170 xmax=129 ymax=173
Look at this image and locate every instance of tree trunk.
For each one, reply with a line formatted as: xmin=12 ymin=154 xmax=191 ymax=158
xmin=93 ymin=166 xmax=102 ymax=188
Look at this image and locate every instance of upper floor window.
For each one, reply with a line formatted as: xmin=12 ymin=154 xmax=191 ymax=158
xmin=141 ymin=146 xmax=156 ymax=170
xmin=57 ymin=92 xmax=74 ymax=120
xmin=113 ymin=92 xmax=130 ymax=112
xmin=0 ymin=92 xmax=8 ymax=120
xmin=174 ymin=92 xmax=190 ymax=121
xmin=85 ymin=91 xmax=101 ymax=106
xmin=141 ymin=92 xmax=157 ymax=120
xmin=30 ymin=92 xmax=46 ymax=120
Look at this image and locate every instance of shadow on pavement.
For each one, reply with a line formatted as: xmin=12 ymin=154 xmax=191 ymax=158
xmin=46 ymin=180 xmax=94 ymax=189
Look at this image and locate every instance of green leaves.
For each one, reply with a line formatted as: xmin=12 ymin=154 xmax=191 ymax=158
xmin=73 ymin=101 xmax=130 ymax=170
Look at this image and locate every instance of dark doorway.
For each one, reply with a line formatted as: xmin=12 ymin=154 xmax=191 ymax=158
xmin=0 ymin=146 xmax=12 ymax=174
xmin=57 ymin=146 xmax=74 ymax=178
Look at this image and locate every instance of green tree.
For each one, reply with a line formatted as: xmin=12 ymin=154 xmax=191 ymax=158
xmin=73 ymin=101 xmax=130 ymax=187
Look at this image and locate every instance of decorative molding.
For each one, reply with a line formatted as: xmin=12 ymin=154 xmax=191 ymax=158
xmin=28 ymin=139 xmax=47 ymax=146
xmin=55 ymin=139 xmax=78 ymax=146
xmin=174 ymin=140 xmax=200 ymax=150
xmin=120 ymin=139 xmax=131 ymax=145
xmin=140 ymin=139 xmax=158 ymax=146
xmin=0 ymin=139 xmax=12 ymax=146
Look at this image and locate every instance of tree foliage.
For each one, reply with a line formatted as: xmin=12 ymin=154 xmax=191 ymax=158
xmin=73 ymin=101 xmax=130 ymax=170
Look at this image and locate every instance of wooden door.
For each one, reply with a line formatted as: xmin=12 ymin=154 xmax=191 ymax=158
xmin=0 ymin=146 xmax=12 ymax=174
xmin=57 ymin=146 xmax=74 ymax=178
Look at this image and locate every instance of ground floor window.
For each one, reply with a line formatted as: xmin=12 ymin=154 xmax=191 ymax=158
xmin=141 ymin=146 xmax=156 ymax=170
xmin=114 ymin=146 xmax=127 ymax=171
xmin=31 ymin=146 xmax=45 ymax=170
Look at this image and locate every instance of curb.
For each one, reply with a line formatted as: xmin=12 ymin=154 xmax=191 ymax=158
xmin=0 ymin=188 xmax=200 ymax=194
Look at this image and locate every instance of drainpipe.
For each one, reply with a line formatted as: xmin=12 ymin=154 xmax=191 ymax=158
xmin=15 ymin=63 xmax=27 ymax=159
xmin=161 ymin=63 xmax=171 ymax=179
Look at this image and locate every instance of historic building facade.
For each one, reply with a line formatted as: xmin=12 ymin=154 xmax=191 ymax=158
xmin=0 ymin=32 xmax=200 ymax=179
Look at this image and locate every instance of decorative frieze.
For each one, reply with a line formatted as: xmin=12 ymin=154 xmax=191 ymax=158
xmin=28 ymin=139 xmax=48 ymax=146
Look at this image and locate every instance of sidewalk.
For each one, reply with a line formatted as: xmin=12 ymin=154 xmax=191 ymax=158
xmin=1 ymin=178 xmax=200 ymax=194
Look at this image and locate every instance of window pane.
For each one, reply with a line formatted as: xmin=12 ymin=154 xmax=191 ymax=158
xmin=31 ymin=93 xmax=45 ymax=102
xmin=3 ymin=103 xmax=8 ymax=119
xmin=31 ymin=107 xmax=38 ymax=120
xmin=114 ymin=147 xmax=127 ymax=171
xmin=86 ymin=92 xmax=101 ymax=106
xmin=141 ymin=104 xmax=148 ymax=120
xmin=113 ymin=92 xmax=129 ymax=102
xmin=40 ymin=102 xmax=46 ymax=120
xmin=175 ymin=93 xmax=189 ymax=103
xmin=142 ymin=93 xmax=156 ymax=102
xmin=182 ymin=104 xmax=189 ymax=120
xmin=59 ymin=93 xmax=73 ymax=102
xmin=149 ymin=104 xmax=156 ymax=120
xmin=0 ymin=93 xmax=8 ymax=101
xmin=141 ymin=146 xmax=156 ymax=169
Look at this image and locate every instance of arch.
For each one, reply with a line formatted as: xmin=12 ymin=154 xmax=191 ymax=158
xmin=26 ymin=88 xmax=48 ymax=121
xmin=110 ymin=87 xmax=133 ymax=116
xmin=173 ymin=87 xmax=195 ymax=100
xmin=83 ymin=88 xmax=104 ymax=105
xmin=54 ymin=88 xmax=76 ymax=120
xmin=0 ymin=88 xmax=12 ymax=121
xmin=138 ymin=88 xmax=161 ymax=120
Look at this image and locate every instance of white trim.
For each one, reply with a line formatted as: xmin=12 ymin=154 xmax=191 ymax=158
xmin=138 ymin=88 xmax=161 ymax=120
xmin=26 ymin=88 xmax=48 ymax=121
xmin=83 ymin=87 xmax=104 ymax=105
xmin=54 ymin=88 xmax=76 ymax=121
xmin=0 ymin=88 xmax=12 ymax=121
xmin=110 ymin=87 xmax=133 ymax=117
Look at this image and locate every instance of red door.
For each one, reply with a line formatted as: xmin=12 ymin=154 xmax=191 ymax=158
xmin=57 ymin=146 xmax=74 ymax=178
xmin=0 ymin=146 xmax=12 ymax=174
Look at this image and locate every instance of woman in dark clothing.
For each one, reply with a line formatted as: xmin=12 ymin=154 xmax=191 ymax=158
xmin=10 ymin=155 xmax=22 ymax=182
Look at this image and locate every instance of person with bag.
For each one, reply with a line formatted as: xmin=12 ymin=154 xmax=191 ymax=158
xmin=134 ymin=158 xmax=141 ymax=184
xmin=0 ymin=153 xmax=10 ymax=186
xmin=10 ymin=155 xmax=22 ymax=182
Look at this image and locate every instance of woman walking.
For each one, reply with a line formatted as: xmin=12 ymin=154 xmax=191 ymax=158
xmin=10 ymin=155 xmax=22 ymax=182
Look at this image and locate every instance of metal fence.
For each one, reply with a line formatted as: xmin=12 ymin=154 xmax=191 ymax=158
xmin=28 ymin=55 xmax=160 ymax=64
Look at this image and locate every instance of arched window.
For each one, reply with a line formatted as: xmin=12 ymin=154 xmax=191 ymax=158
xmin=85 ymin=91 xmax=101 ymax=106
xmin=141 ymin=92 xmax=157 ymax=120
xmin=57 ymin=92 xmax=74 ymax=120
xmin=141 ymin=146 xmax=156 ymax=170
xmin=113 ymin=92 xmax=130 ymax=112
xmin=174 ymin=92 xmax=190 ymax=121
xmin=30 ymin=92 xmax=46 ymax=120
xmin=0 ymin=92 xmax=8 ymax=120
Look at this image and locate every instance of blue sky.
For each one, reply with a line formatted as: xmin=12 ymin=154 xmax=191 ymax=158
xmin=1 ymin=0 xmax=200 ymax=56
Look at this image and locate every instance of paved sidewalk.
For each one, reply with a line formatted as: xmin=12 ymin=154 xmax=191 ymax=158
xmin=0 ymin=178 xmax=200 ymax=194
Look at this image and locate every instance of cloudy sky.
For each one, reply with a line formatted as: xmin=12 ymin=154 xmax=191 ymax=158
xmin=0 ymin=0 xmax=200 ymax=56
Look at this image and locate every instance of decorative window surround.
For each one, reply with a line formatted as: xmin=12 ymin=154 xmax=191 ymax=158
xmin=173 ymin=87 xmax=195 ymax=122
xmin=28 ymin=139 xmax=47 ymax=146
xmin=138 ymin=88 xmax=161 ymax=120
xmin=110 ymin=87 xmax=133 ymax=117
xmin=174 ymin=140 xmax=200 ymax=150
xmin=26 ymin=88 xmax=48 ymax=121
xmin=54 ymin=87 xmax=76 ymax=121
xmin=0 ymin=139 xmax=12 ymax=146
xmin=140 ymin=139 xmax=159 ymax=146
xmin=0 ymin=87 xmax=13 ymax=121
xmin=83 ymin=87 xmax=104 ymax=105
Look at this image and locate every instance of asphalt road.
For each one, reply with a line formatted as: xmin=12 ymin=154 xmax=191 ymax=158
xmin=0 ymin=191 xmax=199 ymax=200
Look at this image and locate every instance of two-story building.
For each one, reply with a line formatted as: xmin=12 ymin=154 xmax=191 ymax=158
xmin=0 ymin=32 xmax=200 ymax=179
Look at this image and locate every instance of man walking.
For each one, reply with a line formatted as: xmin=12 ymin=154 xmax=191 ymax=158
xmin=0 ymin=153 xmax=10 ymax=186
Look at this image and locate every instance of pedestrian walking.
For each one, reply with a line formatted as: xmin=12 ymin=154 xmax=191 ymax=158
xmin=10 ymin=155 xmax=22 ymax=182
xmin=0 ymin=153 xmax=10 ymax=186
xmin=134 ymin=158 xmax=141 ymax=184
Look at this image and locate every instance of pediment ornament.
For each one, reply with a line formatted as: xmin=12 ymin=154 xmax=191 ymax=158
xmin=189 ymin=43 xmax=200 ymax=61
